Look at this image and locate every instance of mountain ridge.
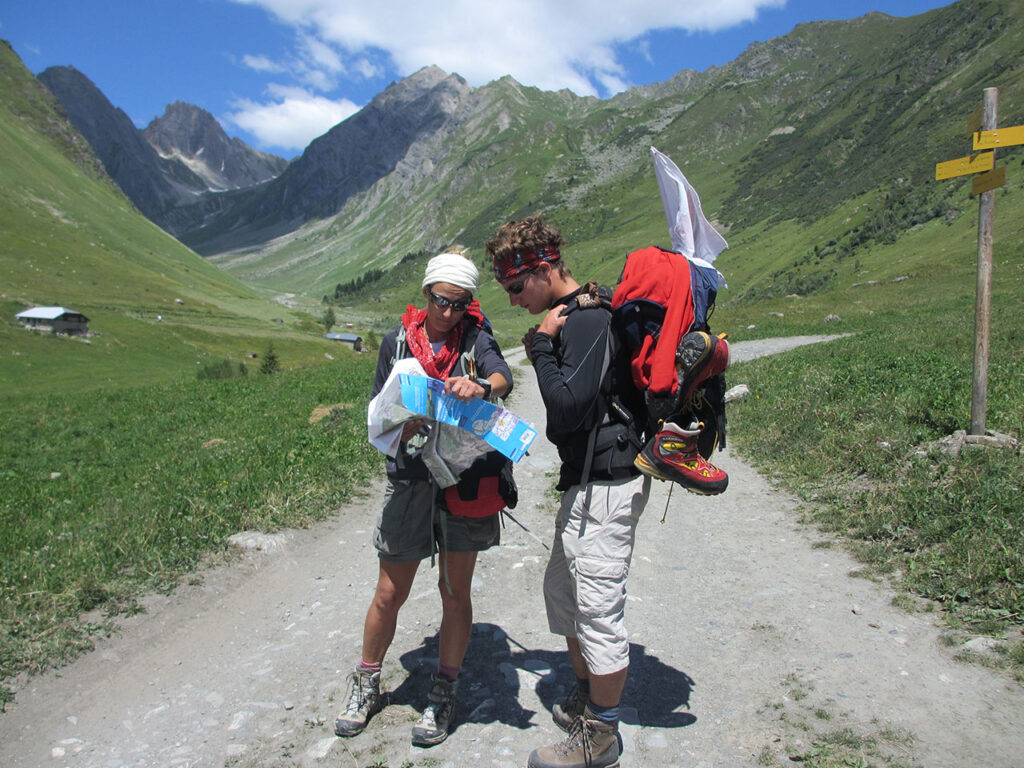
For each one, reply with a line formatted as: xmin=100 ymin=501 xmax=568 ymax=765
xmin=38 ymin=66 xmax=288 ymax=237
xmin=14 ymin=0 xmax=1024 ymax=313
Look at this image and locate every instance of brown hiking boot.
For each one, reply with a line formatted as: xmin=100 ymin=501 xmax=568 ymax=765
xmin=334 ymin=668 xmax=384 ymax=737
xmin=411 ymin=674 xmax=457 ymax=747
xmin=527 ymin=707 xmax=620 ymax=768
xmin=552 ymin=682 xmax=588 ymax=732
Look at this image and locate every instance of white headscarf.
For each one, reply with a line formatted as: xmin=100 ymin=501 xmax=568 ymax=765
xmin=422 ymin=252 xmax=479 ymax=295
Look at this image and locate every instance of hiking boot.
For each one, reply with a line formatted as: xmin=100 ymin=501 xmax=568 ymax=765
xmin=334 ymin=668 xmax=384 ymax=737
xmin=411 ymin=674 xmax=457 ymax=747
xmin=675 ymin=331 xmax=729 ymax=407
xmin=552 ymin=683 xmax=588 ymax=732
xmin=634 ymin=421 xmax=728 ymax=495
xmin=527 ymin=707 xmax=621 ymax=768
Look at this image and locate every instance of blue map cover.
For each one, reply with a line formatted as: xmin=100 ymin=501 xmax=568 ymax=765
xmin=398 ymin=374 xmax=537 ymax=462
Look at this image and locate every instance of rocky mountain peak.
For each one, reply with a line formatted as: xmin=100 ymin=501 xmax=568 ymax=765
xmin=145 ymin=101 xmax=220 ymax=156
xmin=144 ymin=101 xmax=287 ymax=192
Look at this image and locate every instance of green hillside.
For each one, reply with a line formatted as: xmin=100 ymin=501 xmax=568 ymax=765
xmin=0 ymin=41 xmax=344 ymax=397
xmin=204 ymin=1 xmax=1023 ymax=353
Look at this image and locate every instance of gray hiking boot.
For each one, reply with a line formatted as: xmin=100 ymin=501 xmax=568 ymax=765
xmin=528 ymin=707 xmax=620 ymax=768
xmin=552 ymin=683 xmax=588 ymax=732
xmin=411 ymin=674 xmax=457 ymax=747
xmin=334 ymin=668 xmax=384 ymax=737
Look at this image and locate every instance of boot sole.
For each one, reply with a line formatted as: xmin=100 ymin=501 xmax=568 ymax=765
xmin=411 ymin=729 xmax=450 ymax=747
xmin=334 ymin=720 xmax=367 ymax=737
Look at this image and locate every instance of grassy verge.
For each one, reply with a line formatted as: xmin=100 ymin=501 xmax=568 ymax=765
xmin=0 ymin=354 xmax=380 ymax=704
xmin=756 ymin=670 xmax=919 ymax=767
xmin=726 ymin=305 xmax=1024 ymax=680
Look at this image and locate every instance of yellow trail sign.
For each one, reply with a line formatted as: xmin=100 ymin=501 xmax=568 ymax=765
xmin=971 ymin=166 xmax=1006 ymax=196
xmin=973 ymin=124 xmax=1024 ymax=150
xmin=935 ymin=152 xmax=994 ymax=180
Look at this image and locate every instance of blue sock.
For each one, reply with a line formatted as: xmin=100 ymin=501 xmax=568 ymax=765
xmin=587 ymin=699 xmax=620 ymax=724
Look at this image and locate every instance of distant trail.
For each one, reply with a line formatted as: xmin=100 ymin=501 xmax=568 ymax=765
xmin=2 ymin=334 xmax=1022 ymax=768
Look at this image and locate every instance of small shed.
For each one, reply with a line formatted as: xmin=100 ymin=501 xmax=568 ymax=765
xmin=326 ymin=331 xmax=363 ymax=351
xmin=16 ymin=306 xmax=89 ymax=335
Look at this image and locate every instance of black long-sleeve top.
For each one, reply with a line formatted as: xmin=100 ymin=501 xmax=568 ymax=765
xmin=529 ymin=289 xmax=642 ymax=489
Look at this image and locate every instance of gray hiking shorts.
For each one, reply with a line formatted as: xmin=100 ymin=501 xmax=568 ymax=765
xmin=374 ymin=478 xmax=500 ymax=562
xmin=543 ymin=475 xmax=649 ymax=676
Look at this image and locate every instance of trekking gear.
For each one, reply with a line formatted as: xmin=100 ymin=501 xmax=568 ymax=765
xmin=634 ymin=420 xmax=729 ymax=495
xmin=443 ymin=449 xmax=518 ymax=517
xmin=411 ymin=674 xmax=457 ymax=746
xmin=392 ymin=314 xmax=518 ymax=517
xmin=334 ymin=668 xmax=384 ymax=737
xmin=569 ymin=246 xmax=730 ymax=495
xmin=610 ymin=246 xmax=729 ymax=453
xmin=528 ymin=707 xmax=621 ymax=768
xmin=552 ymin=682 xmax=589 ymax=732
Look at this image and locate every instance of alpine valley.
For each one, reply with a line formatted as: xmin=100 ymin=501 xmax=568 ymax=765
xmin=2 ymin=0 xmax=1024 ymax=701
xmin=4 ymin=0 xmax=1024 ymax=353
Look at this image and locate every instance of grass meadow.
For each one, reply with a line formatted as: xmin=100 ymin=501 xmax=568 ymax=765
xmin=0 ymin=354 xmax=379 ymax=704
xmin=721 ymin=182 xmax=1024 ymax=683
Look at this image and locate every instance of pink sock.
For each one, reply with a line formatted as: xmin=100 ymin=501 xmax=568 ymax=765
xmin=359 ymin=660 xmax=382 ymax=674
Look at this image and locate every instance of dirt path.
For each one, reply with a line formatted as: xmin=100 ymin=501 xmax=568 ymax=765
xmin=2 ymin=336 xmax=1023 ymax=768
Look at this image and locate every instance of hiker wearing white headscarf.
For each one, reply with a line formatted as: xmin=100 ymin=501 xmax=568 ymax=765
xmin=335 ymin=246 xmax=513 ymax=748
xmin=421 ymin=250 xmax=480 ymax=294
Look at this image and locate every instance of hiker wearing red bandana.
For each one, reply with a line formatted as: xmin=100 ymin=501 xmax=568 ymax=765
xmin=335 ymin=248 xmax=513 ymax=747
xmin=487 ymin=216 xmax=649 ymax=768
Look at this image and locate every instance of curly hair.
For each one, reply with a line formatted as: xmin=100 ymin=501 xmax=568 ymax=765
xmin=484 ymin=215 xmax=566 ymax=261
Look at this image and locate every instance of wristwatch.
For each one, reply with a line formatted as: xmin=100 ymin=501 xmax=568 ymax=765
xmin=475 ymin=377 xmax=492 ymax=400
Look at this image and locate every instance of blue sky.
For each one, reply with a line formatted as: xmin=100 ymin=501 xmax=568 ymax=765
xmin=2 ymin=0 xmax=952 ymax=156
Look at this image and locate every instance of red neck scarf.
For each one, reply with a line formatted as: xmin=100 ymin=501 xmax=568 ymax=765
xmin=400 ymin=301 xmax=485 ymax=380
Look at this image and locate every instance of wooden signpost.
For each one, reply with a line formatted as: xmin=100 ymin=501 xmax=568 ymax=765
xmin=934 ymin=87 xmax=1018 ymax=436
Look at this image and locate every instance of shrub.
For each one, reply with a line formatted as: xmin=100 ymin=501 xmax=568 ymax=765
xmin=197 ymin=359 xmax=248 ymax=381
xmin=259 ymin=344 xmax=280 ymax=375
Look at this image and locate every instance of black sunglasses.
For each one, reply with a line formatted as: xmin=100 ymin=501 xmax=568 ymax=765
xmin=505 ymin=269 xmax=536 ymax=295
xmin=428 ymin=290 xmax=470 ymax=313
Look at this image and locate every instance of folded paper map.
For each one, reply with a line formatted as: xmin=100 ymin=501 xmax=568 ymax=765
xmin=398 ymin=373 xmax=537 ymax=462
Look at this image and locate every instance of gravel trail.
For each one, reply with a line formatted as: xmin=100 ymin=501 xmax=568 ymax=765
xmin=2 ymin=334 xmax=1022 ymax=768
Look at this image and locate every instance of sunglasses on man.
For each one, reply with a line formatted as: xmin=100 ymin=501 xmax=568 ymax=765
xmin=427 ymin=290 xmax=470 ymax=313
xmin=504 ymin=268 xmax=537 ymax=295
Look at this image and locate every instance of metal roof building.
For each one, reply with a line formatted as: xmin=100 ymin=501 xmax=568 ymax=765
xmin=15 ymin=306 xmax=90 ymax=335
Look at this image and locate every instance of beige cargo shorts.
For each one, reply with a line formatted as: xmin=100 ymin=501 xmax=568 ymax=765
xmin=542 ymin=475 xmax=649 ymax=675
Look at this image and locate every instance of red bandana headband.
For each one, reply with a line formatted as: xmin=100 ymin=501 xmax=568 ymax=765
xmin=492 ymin=246 xmax=560 ymax=282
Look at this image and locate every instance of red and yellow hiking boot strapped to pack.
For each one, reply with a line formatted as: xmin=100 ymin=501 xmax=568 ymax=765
xmin=609 ymin=246 xmax=730 ymax=495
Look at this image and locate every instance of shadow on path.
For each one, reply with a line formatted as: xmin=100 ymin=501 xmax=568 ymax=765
xmin=391 ymin=622 xmax=696 ymax=739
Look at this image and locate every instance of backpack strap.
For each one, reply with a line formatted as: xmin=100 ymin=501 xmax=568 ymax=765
xmin=567 ymin=283 xmax=643 ymax=485
xmin=457 ymin=322 xmax=482 ymax=379
xmin=578 ymin=323 xmax=613 ymax=489
xmin=392 ymin=324 xmax=407 ymax=368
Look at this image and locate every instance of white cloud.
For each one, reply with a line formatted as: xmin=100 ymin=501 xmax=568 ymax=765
xmin=352 ymin=57 xmax=382 ymax=79
xmin=242 ymin=53 xmax=287 ymax=73
xmin=223 ymin=86 xmax=360 ymax=152
xmin=225 ymin=0 xmax=784 ymax=150
xmin=230 ymin=0 xmax=785 ymax=96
